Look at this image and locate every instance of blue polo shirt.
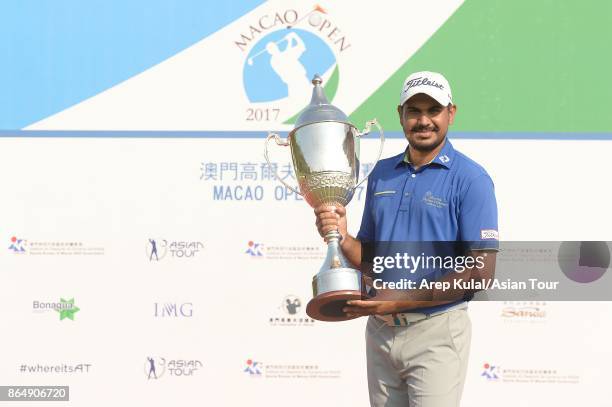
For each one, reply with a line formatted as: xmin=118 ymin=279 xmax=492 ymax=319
xmin=357 ymin=138 xmax=498 ymax=314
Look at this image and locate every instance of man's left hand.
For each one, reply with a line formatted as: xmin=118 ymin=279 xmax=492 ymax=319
xmin=343 ymin=300 xmax=402 ymax=317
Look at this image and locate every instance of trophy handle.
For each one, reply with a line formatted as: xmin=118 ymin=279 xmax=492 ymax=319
xmin=264 ymin=132 xmax=303 ymax=196
xmin=354 ymin=118 xmax=385 ymax=188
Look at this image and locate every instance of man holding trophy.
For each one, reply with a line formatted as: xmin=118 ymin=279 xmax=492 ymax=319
xmin=266 ymin=71 xmax=497 ymax=406
xmin=314 ymin=72 xmax=499 ymax=407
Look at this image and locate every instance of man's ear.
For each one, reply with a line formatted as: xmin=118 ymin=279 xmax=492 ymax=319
xmin=397 ymin=105 xmax=403 ymax=126
xmin=448 ymin=104 xmax=457 ymax=125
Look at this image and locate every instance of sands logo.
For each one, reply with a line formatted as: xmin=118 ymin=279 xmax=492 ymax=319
xmin=501 ymin=302 xmax=547 ymax=321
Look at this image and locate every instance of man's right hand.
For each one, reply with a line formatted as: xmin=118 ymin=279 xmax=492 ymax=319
xmin=314 ymin=204 xmax=347 ymax=241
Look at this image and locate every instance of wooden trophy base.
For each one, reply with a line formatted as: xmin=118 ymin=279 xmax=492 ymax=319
xmin=305 ymin=290 xmax=364 ymax=322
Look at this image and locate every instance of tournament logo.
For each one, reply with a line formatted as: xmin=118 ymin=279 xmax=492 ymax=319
xmin=235 ymin=4 xmax=350 ymax=124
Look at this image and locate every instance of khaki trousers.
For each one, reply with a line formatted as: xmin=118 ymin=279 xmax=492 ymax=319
xmin=366 ymin=309 xmax=471 ymax=407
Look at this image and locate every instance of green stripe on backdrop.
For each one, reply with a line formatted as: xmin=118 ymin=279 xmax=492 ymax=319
xmin=349 ymin=0 xmax=612 ymax=132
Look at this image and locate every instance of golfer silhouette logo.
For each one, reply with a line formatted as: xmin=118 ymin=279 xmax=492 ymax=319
xmin=264 ymin=32 xmax=311 ymax=103
xmin=146 ymin=238 xmax=168 ymax=261
xmin=243 ymin=26 xmax=338 ymax=119
xmin=145 ymin=357 xmax=166 ymax=379
xmin=282 ymin=295 xmax=302 ymax=315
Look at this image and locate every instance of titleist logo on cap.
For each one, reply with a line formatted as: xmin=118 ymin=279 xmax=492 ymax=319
xmin=404 ymin=77 xmax=445 ymax=91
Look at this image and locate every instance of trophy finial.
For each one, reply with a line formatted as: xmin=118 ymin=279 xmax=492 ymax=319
xmin=294 ymin=74 xmax=348 ymax=128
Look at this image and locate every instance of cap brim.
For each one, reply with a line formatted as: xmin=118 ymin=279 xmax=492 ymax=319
xmin=400 ymin=90 xmax=451 ymax=107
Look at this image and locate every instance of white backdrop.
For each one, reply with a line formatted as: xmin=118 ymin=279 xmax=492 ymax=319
xmin=1 ymin=137 xmax=611 ymax=406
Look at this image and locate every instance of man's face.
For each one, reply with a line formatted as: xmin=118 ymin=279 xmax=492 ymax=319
xmin=397 ymin=93 xmax=456 ymax=152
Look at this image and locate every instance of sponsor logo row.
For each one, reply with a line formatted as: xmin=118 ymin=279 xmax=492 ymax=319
xmin=14 ymin=358 xmax=580 ymax=384
xmin=8 ymin=237 xmax=326 ymax=262
xmin=29 ymin=296 xmax=315 ymax=325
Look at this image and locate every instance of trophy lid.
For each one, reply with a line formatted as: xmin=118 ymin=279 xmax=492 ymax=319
xmin=294 ymin=75 xmax=350 ymax=129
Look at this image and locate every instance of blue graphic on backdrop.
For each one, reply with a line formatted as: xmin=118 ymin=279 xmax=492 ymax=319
xmin=243 ymin=29 xmax=336 ymax=104
xmin=0 ymin=0 xmax=265 ymax=129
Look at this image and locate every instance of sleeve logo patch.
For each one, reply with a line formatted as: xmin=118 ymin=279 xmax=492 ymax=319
xmin=481 ymin=229 xmax=499 ymax=240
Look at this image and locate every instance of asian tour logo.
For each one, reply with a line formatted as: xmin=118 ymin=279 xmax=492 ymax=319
xmin=235 ymin=4 xmax=350 ymax=123
xmin=145 ymin=357 xmax=166 ymax=379
xmin=147 ymin=238 xmax=204 ymax=261
xmin=145 ymin=356 xmax=202 ymax=379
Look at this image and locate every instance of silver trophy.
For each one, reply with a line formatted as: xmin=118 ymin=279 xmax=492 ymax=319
xmin=264 ymin=75 xmax=384 ymax=321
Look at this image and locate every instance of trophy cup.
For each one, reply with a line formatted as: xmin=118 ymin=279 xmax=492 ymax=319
xmin=264 ymin=75 xmax=384 ymax=321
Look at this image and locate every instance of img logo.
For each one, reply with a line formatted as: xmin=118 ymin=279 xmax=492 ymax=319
xmin=154 ymin=302 xmax=193 ymax=318
xmin=235 ymin=4 xmax=350 ymax=123
xmin=481 ymin=363 xmax=500 ymax=381
xmin=8 ymin=236 xmax=26 ymax=253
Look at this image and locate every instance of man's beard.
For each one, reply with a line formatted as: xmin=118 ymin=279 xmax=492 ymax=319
xmin=408 ymin=125 xmax=445 ymax=152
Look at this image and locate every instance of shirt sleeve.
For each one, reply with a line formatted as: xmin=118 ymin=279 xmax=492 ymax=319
xmin=459 ymin=174 xmax=499 ymax=250
xmin=356 ymin=177 xmax=375 ymax=243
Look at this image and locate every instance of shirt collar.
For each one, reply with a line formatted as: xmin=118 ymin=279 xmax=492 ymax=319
xmin=395 ymin=138 xmax=455 ymax=169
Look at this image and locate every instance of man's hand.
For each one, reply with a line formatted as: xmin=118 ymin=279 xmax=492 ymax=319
xmin=314 ymin=204 xmax=347 ymax=240
xmin=343 ymin=297 xmax=460 ymax=318
xmin=342 ymin=300 xmax=403 ymax=317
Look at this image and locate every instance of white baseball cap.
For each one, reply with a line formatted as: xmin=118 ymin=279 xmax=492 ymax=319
xmin=399 ymin=71 xmax=453 ymax=107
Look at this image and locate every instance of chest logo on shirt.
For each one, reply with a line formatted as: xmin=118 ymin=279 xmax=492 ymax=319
xmin=422 ymin=191 xmax=448 ymax=208
xmin=374 ymin=190 xmax=396 ymax=196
